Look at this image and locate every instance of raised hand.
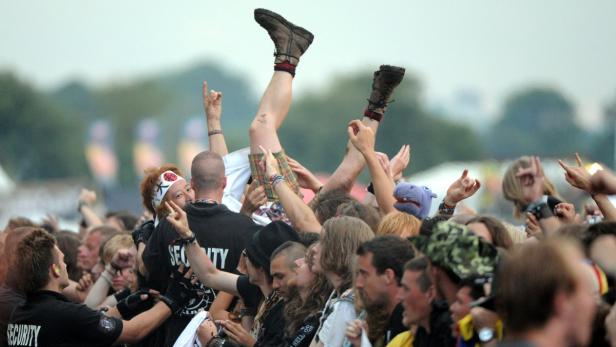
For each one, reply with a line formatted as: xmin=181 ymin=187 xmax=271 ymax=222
xmin=516 ymin=156 xmax=545 ymax=204
xmin=375 ymin=152 xmax=393 ymax=179
xmin=389 ymin=144 xmax=411 ymax=181
xmin=41 ymin=214 xmax=60 ymax=233
xmin=240 ymin=181 xmax=268 ymax=216
xmin=287 ymin=156 xmax=322 ymax=192
xmin=259 ymin=145 xmax=280 ymax=178
xmin=165 ymin=201 xmax=192 ymax=239
xmin=347 ymin=119 xmax=375 ymax=155
xmin=554 ymin=202 xmax=579 ymax=224
xmin=444 ymin=169 xmax=481 ymax=206
xmin=79 ymin=188 xmax=97 ymax=205
xmin=558 ymin=153 xmax=591 ymax=192
xmin=110 ymin=248 xmax=136 ymax=270
xmin=203 ymin=81 xmax=223 ymax=121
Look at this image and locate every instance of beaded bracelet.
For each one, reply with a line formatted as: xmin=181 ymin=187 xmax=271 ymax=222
xmin=269 ymin=174 xmax=285 ymax=188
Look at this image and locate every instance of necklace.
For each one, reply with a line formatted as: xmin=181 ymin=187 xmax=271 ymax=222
xmin=194 ymin=198 xmax=219 ymax=205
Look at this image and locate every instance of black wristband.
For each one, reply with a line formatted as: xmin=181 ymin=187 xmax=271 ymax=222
xmin=116 ymin=289 xmax=154 ymax=320
xmin=438 ymin=200 xmax=456 ymax=216
xmin=159 ymin=295 xmax=179 ymax=314
xmin=176 ymin=232 xmax=196 ymax=246
xmin=77 ymin=200 xmax=88 ymax=212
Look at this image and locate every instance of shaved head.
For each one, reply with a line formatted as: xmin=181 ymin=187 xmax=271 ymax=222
xmin=191 ymin=151 xmax=225 ymax=193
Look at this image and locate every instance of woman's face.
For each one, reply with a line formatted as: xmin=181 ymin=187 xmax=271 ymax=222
xmin=112 ymin=267 xmax=136 ymax=292
xmin=164 ymin=179 xmax=194 ymax=209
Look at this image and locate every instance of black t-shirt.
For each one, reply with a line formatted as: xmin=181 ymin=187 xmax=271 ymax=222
xmin=143 ymin=202 xmax=257 ymax=345
xmin=7 ymin=290 xmax=123 ymax=347
xmin=286 ymin=313 xmax=320 ymax=347
xmin=236 ymin=275 xmax=263 ymax=313
xmin=255 ymin=299 xmax=285 ymax=347
xmin=0 ymin=285 xmax=25 ymax=347
xmin=383 ymin=303 xmax=407 ymax=345
xmin=413 ymin=300 xmax=456 ymax=347
xmin=235 ymin=276 xmax=284 ymax=347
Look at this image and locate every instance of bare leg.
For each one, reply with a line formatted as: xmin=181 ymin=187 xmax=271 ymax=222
xmin=249 ymin=71 xmax=293 ymax=154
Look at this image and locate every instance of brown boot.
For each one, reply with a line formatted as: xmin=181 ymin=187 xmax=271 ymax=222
xmin=254 ymin=8 xmax=314 ymax=66
xmin=364 ymin=65 xmax=406 ymax=121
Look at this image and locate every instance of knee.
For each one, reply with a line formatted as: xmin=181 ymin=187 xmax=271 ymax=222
xmin=249 ymin=113 xmax=275 ymax=137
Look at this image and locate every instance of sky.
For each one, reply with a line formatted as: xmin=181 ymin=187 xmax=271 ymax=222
xmin=2 ymin=0 xmax=616 ymax=128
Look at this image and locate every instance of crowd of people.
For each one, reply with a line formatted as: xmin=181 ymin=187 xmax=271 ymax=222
xmin=3 ymin=7 xmax=616 ymax=347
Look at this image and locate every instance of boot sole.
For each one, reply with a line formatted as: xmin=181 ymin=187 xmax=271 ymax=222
xmin=254 ymin=8 xmax=314 ymax=44
xmin=379 ymin=64 xmax=406 ymax=75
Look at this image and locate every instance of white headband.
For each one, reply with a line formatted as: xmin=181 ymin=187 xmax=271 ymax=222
xmin=152 ymin=170 xmax=184 ymax=209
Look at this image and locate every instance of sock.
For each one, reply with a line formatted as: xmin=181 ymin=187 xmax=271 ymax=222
xmin=363 ymin=108 xmax=383 ymax=122
xmin=274 ymin=61 xmax=296 ymax=77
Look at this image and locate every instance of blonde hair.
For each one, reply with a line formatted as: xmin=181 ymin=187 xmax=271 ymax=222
xmin=502 ymin=156 xmax=559 ymax=218
xmin=320 ymin=216 xmax=374 ymax=291
xmin=102 ymin=234 xmax=134 ymax=265
xmin=376 ymin=211 xmax=421 ymax=238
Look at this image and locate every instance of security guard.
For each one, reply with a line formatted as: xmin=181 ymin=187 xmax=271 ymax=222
xmin=7 ymin=228 xmax=191 ymax=347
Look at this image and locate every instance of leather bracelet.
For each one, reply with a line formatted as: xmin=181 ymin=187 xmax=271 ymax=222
xmin=208 ymin=129 xmax=223 ymax=136
xmin=438 ymin=200 xmax=456 ymax=216
xmin=178 ymin=231 xmax=197 ymax=246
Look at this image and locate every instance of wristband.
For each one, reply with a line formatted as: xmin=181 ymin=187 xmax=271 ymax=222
xmin=269 ymin=174 xmax=284 ymax=188
xmin=100 ymin=269 xmax=114 ymax=285
xmin=77 ymin=200 xmax=88 ymax=212
xmin=177 ymin=231 xmax=197 ymax=246
xmin=208 ymin=129 xmax=223 ymax=136
xmin=113 ymin=287 xmax=132 ymax=302
xmin=438 ymin=200 xmax=456 ymax=216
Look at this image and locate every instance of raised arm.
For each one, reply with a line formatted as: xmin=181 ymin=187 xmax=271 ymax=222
xmin=559 ymin=153 xmax=616 ymax=221
xmin=438 ymin=169 xmax=481 ymax=217
xmin=165 ymin=201 xmax=239 ymax=295
xmin=260 ymin=146 xmax=322 ymax=232
xmin=517 ymin=156 xmax=561 ymax=236
xmin=77 ymin=188 xmax=103 ymax=228
xmin=347 ymin=120 xmax=396 ymax=214
xmin=203 ymin=81 xmax=228 ymax=156
xmin=85 ymin=248 xmax=135 ymax=308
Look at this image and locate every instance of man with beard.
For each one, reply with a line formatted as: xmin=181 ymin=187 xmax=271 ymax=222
xmin=347 ymin=236 xmax=415 ymax=346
